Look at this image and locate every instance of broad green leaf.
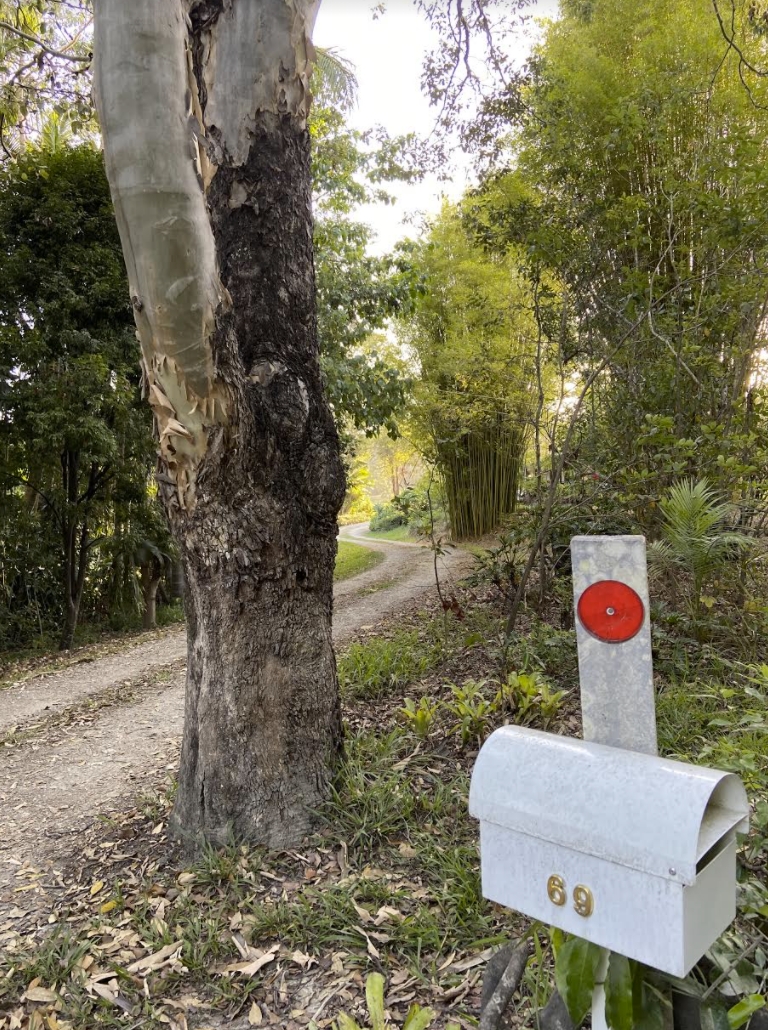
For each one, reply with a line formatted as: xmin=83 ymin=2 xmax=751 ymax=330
xmin=727 ymin=995 xmax=766 ymax=1029
xmin=605 ymin=953 xmax=634 ymax=1030
xmin=554 ymin=938 xmax=604 ymax=1025
xmin=403 ymin=1003 xmax=437 ymax=1030
xmin=551 ymin=927 xmax=566 ymax=959
xmin=365 ymin=972 xmax=386 ymax=1030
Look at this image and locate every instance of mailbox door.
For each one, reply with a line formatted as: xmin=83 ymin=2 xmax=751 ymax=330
xmin=683 ymin=838 xmax=738 ymax=974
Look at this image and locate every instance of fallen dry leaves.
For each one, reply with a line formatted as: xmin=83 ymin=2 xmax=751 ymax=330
xmin=0 ymin=588 xmax=545 ymax=1030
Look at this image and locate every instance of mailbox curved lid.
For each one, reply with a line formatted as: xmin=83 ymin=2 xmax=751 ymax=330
xmin=469 ymin=726 xmax=749 ymax=885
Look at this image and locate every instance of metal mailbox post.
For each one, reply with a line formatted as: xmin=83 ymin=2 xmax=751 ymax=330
xmin=469 ymin=537 xmax=750 ymax=1007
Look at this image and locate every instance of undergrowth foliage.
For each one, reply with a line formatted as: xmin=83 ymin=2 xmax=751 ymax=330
xmin=2 ymin=560 xmax=767 ymax=1029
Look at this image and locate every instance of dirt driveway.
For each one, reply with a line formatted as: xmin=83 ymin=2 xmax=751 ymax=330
xmin=0 ymin=528 xmax=469 ymax=918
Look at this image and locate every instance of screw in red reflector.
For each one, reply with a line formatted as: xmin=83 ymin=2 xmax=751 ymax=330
xmin=577 ymin=580 xmax=644 ymax=643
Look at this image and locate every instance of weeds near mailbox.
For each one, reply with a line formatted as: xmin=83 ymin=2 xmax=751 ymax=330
xmin=498 ymin=670 xmax=568 ymax=728
xmin=435 ymin=670 xmax=569 ymax=747
xmin=338 ymin=629 xmax=441 ymax=700
xmin=4 ymin=578 xmax=766 ymax=1028
xmin=648 ymin=478 xmax=753 ymax=627
xmin=334 ymin=971 xmax=442 ymax=1030
xmin=656 ymin=673 xmax=768 ymax=793
xmin=323 ymin=729 xmax=416 ymax=856
xmin=399 ymin=695 xmax=440 ymax=738
xmin=553 ymin=936 xmax=767 ymax=1030
xmin=445 ymin=679 xmax=497 ymax=745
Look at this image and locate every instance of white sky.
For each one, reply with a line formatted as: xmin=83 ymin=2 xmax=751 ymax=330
xmin=313 ymin=0 xmax=559 ymax=253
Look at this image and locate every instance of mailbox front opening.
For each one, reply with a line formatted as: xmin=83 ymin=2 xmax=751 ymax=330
xmin=695 ymin=779 xmax=749 ymax=874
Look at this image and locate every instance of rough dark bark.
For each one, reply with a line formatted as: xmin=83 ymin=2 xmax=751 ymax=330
xmin=59 ymin=450 xmax=91 ymax=651
xmin=140 ymin=567 xmax=161 ymax=631
xmin=171 ymin=18 xmax=341 ymax=852
xmin=168 ymin=12 xmax=343 ymax=849
xmin=169 ymin=560 xmax=185 ymax=601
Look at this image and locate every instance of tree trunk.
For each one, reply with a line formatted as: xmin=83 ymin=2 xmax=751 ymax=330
xmin=140 ymin=567 xmax=161 ymax=631
xmin=59 ymin=594 xmax=78 ymax=651
xmin=60 ymin=517 xmax=77 ymax=650
xmin=94 ymin=0 xmax=345 ymax=849
xmin=59 ymin=450 xmax=89 ymax=651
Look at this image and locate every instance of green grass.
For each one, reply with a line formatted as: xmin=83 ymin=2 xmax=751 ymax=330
xmin=338 ymin=627 xmax=445 ymax=700
xmin=365 ymin=525 xmax=418 ymax=543
xmin=334 ymin=540 xmax=385 ymax=581
xmin=655 ymin=671 xmax=768 ymax=792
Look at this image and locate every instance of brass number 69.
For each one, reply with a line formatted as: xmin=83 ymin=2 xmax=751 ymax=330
xmin=547 ymin=875 xmax=594 ymax=918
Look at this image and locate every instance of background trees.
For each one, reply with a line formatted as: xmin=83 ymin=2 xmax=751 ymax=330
xmin=310 ymin=69 xmax=417 ymax=440
xmin=0 ymin=0 xmax=91 ymax=152
xmin=1 ymin=4 xmax=768 ymax=1025
xmin=0 ymin=0 xmax=765 ymax=848
xmin=0 ymin=23 xmax=416 ymax=656
xmin=0 ymin=144 xmax=154 ymax=650
xmin=479 ymin=0 xmax=768 ymax=512
xmin=376 ymin=0 xmax=768 ymax=644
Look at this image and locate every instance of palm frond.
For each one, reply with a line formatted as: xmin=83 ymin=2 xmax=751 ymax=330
xmin=38 ymin=110 xmax=73 ymax=154
xmin=654 ymin=478 xmax=753 ymax=612
xmin=660 ymin=479 xmax=731 ymax=546
xmin=313 ymin=46 xmax=358 ymax=112
xmin=647 ymin=538 xmax=679 ymax=579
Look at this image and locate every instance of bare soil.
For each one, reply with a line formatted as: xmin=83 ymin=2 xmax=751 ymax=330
xmin=0 ymin=530 xmax=470 ymax=922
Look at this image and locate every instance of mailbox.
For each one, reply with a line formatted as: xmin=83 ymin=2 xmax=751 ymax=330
xmin=469 ymin=725 xmax=749 ymax=977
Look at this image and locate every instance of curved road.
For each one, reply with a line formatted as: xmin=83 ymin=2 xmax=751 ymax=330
xmin=0 ymin=527 xmax=468 ymax=918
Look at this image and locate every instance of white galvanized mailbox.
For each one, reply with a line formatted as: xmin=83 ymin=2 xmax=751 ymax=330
xmin=468 ymin=725 xmax=749 ymax=977
xmin=470 ymin=535 xmax=750 ymax=985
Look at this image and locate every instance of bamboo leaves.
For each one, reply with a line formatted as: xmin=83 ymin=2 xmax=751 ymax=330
xmin=401 ymin=205 xmax=538 ymax=539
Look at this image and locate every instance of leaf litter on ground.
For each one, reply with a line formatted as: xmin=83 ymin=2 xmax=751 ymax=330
xmin=0 ymin=583 xmax=687 ymax=1030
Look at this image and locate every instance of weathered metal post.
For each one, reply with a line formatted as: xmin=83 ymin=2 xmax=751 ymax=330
xmin=572 ymin=535 xmax=656 ymax=1029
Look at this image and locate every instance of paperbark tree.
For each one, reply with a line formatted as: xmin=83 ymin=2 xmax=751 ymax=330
xmin=93 ymin=0 xmax=346 ymax=849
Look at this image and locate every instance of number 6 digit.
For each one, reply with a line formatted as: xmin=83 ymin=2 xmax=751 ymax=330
xmin=547 ymin=874 xmax=567 ymax=906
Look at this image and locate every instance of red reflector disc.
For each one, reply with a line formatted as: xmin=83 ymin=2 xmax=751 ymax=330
xmin=577 ymin=580 xmax=645 ymax=643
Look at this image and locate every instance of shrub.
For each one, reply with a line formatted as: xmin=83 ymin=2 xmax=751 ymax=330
xmin=369 ymin=501 xmax=407 ymax=533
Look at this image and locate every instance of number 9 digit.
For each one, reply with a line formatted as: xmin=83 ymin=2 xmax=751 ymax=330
xmin=573 ymin=884 xmax=594 ymax=917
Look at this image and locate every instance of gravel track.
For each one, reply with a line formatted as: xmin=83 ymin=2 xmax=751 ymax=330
xmin=0 ymin=529 xmax=469 ymax=915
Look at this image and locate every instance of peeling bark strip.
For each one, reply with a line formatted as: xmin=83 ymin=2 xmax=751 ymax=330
xmin=94 ymin=0 xmax=346 ymax=849
xmin=93 ymin=0 xmax=230 ymax=512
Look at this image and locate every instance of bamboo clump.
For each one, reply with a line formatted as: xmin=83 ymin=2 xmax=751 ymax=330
xmin=436 ymin=416 xmax=525 ymax=540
